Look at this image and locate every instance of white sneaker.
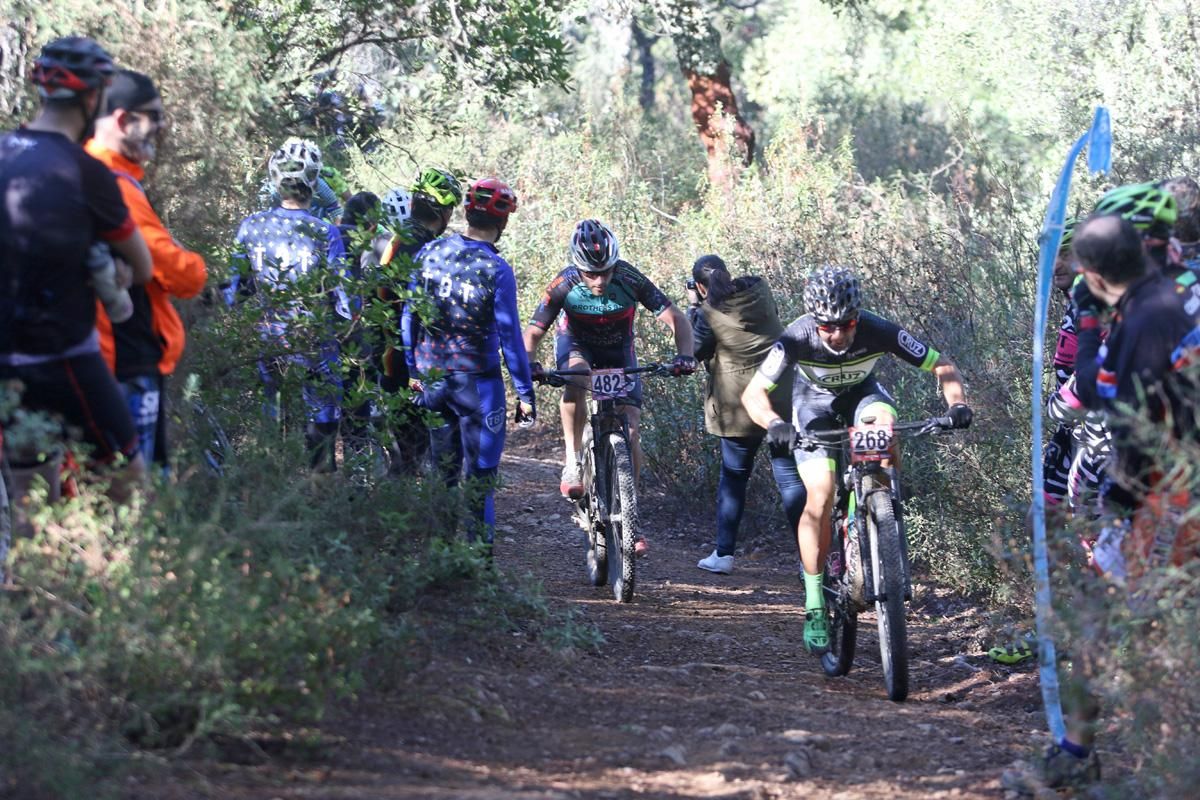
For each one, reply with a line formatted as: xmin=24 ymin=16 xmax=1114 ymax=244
xmin=697 ymin=550 xmax=734 ymax=574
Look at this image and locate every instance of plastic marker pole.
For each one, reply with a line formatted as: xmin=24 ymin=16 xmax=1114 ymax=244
xmin=1030 ymin=106 xmax=1111 ymax=743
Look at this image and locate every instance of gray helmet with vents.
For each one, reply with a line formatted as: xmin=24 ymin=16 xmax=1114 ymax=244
xmin=803 ymin=265 xmax=862 ymax=323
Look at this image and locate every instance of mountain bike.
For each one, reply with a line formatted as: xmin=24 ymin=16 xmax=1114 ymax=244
xmin=796 ymin=414 xmax=957 ymax=702
xmin=535 ymin=363 xmax=674 ymax=603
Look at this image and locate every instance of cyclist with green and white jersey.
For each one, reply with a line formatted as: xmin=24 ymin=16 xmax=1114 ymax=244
xmin=741 ymin=265 xmax=972 ymax=654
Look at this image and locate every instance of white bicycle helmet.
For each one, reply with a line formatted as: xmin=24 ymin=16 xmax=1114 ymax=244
xmin=382 ymin=187 xmax=413 ymax=226
xmin=570 ymin=219 xmax=620 ymax=273
xmin=268 ymin=137 xmax=322 ymax=197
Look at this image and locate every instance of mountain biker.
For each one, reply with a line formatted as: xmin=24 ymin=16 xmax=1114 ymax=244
xmin=1093 ymin=181 xmax=1179 ymax=273
xmin=228 ymin=137 xmax=350 ymax=470
xmin=400 ymin=177 xmax=535 ymax=551
xmin=367 ymin=169 xmax=463 ymax=474
xmin=0 ymin=36 xmax=153 ymax=504
xmin=741 ymin=265 xmax=971 ymax=655
xmin=86 ymin=69 xmax=208 ymax=472
xmin=687 ymin=255 xmax=807 ymax=575
xmin=372 ymin=169 xmax=463 ymax=394
xmin=522 ymin=219 xmax=697 ymax=557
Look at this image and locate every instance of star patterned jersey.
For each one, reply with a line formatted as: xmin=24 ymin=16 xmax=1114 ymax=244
xmin=401 ymin=233 xmax=533 ymax=402
xmin=527 ymin=260 xmax=673 ymax=349
xmin=229 ymin=207 xmax=349 ymax=323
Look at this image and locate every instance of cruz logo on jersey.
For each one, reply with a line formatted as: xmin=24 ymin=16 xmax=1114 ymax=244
xmin=897 ymin=330 xmax=927 ymax=360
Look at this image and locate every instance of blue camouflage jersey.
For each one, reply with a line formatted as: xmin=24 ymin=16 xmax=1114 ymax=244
xmin=227 ymin=207 xmax=350 ymax=324
xmin=401 ymin=233 xmax=533 ymax=403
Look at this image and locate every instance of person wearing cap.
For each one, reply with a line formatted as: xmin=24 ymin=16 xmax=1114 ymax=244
xmin=400 ymin=177 xmax=535 ymax=554
xmin=86 ymin=69 xmax=208 ymax=472
xmin=0 ymin=37 xmax=153 ymax=507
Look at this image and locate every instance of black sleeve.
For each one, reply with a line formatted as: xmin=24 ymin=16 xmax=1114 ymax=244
xmin=1072 ymin=327 xmax=1105 ymax=410
xmin=690 ymin=305 xmax=716 ymax=363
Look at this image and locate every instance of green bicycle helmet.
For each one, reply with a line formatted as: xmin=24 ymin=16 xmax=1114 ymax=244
xmin=412 ymin=167 xmax=463 ymax=208
xmin=1058 ymin=217 xmax=1079 ymax=254
xmin=1093 ymin=182 xmax=1177 ymax=234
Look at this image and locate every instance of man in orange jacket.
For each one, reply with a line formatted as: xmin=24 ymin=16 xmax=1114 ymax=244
xmin=86 ymin=69 xmax=207 ymax=469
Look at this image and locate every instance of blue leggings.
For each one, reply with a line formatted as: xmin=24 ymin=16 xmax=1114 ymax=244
xmin=716 ymin=434 xmax=808 ymax=557
xmin=420 ymin=372 xmax=507 ymax=544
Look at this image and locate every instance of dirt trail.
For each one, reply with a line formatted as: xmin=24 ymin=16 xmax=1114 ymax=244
xmin=159 ymin=432 xmax=1044 ymax=799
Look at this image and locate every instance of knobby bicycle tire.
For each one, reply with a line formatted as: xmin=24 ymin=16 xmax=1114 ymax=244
xmin=581 ymin=425 xmax=607 ymax=586
xmin=604 ymin=433 xmax=637 ymax=603
xmin=866 ymin=480 xmax=908 ymax=701
xmin=821 ymin=526 xmax=858 ymax=677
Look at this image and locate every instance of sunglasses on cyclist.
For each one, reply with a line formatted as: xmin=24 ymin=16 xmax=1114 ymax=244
xmin=817 ymin=317 xmax=859 ymax=333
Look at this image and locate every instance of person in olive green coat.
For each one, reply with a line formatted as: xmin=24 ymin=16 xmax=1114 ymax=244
xmin=688 ymin=255 xmax=807 ymax=574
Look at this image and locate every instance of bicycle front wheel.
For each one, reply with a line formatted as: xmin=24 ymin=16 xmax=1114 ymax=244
xmin=603 ymin=433 xmax=638 ymax=603
xmin=866 ymin=481 xmax=908 ymax=701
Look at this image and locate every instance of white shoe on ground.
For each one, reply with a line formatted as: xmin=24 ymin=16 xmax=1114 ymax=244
xmin=697 ymin=550 xmax=734 ymax=574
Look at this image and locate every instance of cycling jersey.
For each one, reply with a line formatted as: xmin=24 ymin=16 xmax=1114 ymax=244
xmin=1075 ymin=270 xmax=1200 ymax=502
xmin=527 ymin=261 xmax=672 ymax=349
xmin=0 ymin=129 xmax=135 ymax=358
xmin=401 ymin=234 xmax=534 ymax=405
xmin=227 ymin=206 xmax=350 ymax=325
xmin=756 ymin=311 xmax=940 ymax=394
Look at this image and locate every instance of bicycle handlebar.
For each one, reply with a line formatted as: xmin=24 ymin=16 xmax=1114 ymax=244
xmin=534 ymin=362 xmax=674 ymax=387
xmin=791 ymin=415 xmax=957 ymax=450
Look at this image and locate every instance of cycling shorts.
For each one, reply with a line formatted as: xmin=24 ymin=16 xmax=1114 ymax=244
xmin=0 ymin=353 xmax=138 ymax=464
xmin=792 ymin=377 xmax=896 ymax=467
xmin=554 ymin=327 xmax=642 ymax=408
xmin=418 ymin=371 xmax=507 ymax=474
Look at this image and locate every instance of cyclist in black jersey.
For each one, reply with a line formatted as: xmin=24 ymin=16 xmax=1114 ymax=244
xmin=741 ymin=265 xmax=971 ymax=655
xmin=1163 ymin=175 xmax=1200 ymax=270
xmin=522 ymin=220 xmax=696 ymax=552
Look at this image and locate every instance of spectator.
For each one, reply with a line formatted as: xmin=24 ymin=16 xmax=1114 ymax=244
xmin=686 ymin=255 xmax=807 ymax=575
xmin=86 ymin=69 xmax=207 ymax=472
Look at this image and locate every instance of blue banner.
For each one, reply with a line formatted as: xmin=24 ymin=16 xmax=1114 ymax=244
xmin=1030 ymin=106 xmax=1111 ymax=743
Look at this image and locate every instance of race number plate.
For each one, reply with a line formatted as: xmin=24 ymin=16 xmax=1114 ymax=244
xmin=590 ymin=368 xmax=631 ymax=399
xmin=849 ymin=421 xmax=894 ymax=462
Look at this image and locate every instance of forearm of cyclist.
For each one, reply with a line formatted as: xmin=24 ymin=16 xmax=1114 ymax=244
xmin=657 ymin=305 xmax=695 ymax=357
xmin=932 ymin=356 xmax=966 ymax=407
xmin=523 ymin=322 xmax=548 ymax=364
xmin=741 ymin=373 xmax=783 ymax=430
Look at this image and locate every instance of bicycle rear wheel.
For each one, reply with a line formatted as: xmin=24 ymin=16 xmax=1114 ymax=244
xmin=603 ymin=433 xmax=637 ymax=603
xmin=865 ymin=480 xmax=908 ymax=701
xmin=821 ymin=527 xmax=857 ymax=677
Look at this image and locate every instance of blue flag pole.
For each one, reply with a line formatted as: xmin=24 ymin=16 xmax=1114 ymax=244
xmin=1030 ymin=106 xmax=1111 ymax=743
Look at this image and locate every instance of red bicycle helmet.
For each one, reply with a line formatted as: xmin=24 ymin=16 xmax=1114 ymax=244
xmin=465 ymin=177 xmax=518 ymax=219
xmin=30 ymin=36 xmax=115 ymax=100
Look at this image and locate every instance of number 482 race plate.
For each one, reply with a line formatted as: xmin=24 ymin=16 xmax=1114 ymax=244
xmin=849 ymin=420 xmax=894 ymax=462
xmin=590 ymin=368 xmax=631 ymax=399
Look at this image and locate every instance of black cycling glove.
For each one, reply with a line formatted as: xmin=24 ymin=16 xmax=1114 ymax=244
xmin=670 ymin=354 xmax=698 ymax=376
xmin=948 ymin=403 xmax=973 ymax=430
xmin=766 ymin=418 xmax=797 ymax=453
xmin=530 ymin=361 xmax=546 ymax=382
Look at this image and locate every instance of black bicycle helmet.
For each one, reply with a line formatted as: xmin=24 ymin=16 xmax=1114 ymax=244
xmin=803 ymin=265 xmax=862 ymax=323
xmin=30 ymin=36 xmax=115 ymax=100
xmin=570 ymin=219 xmax=620 ymax=273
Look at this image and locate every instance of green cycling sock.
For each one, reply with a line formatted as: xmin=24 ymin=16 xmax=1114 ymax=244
xmin=803 ymin=569 xmax=825 ymax=611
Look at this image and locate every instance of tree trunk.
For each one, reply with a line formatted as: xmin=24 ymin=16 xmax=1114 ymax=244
xmin=662 ymin=1 xmax=755 ymax=189
xmin=630 ymin=19 xmax=657 ymax=114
